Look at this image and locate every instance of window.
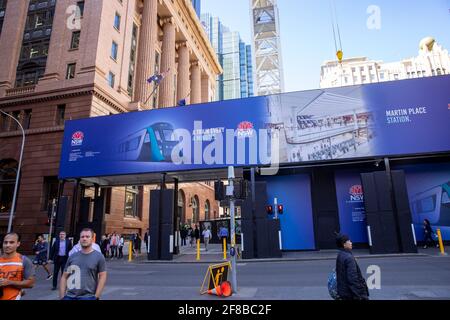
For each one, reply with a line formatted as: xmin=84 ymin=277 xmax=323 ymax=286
xmin=41 ymin=176 xmax=59 ymax=211
xmin=0 ymin=159 xmax=17 ymax=214
xmin=394 ymin=74 xmax=399 ymax=80
xmin=127 ymin=23 xmax=138 ymax=96
xmin=205 ymin=201 xmax=210 ymax=221
xmin=437 ymin=68 xmax=442 ymax=76
xmin=56 ymin=104 xmax=65 ymax=125
xmin=111 ymin=41 xmax=118 ymax=60
xmin=380 ymin=73 xmax=385 ymax=80
xmin=192 ymin=196 xmax=199 ymax=223
xmin=108 ymin=72 xmax=115 ymax=88
xmin=153 ymin=52 xmax=160 ymax=108
xmin=70 ymin=31 xmax=80 ymax=49
xmin=0 ymin=0 xmax=6 ymax=35
xmin=76 ymin=1 xmax=84 ymax=18
xmin=1 ymin=113 xmax=8 ymax=132
xmin=125 ymin=186 xmax=138 ymax=217
xmin=9 ymin=111 xmax=20 ymax=131
xmin=23 ymin=109 xmax=32 ymax=129
xmin=362 ymin=75 xmax=367 ymax=82
xmin=66 ymin=63 xmax=76 ymax=79
xmin=114 ymin=12 xmax=121 ymax=30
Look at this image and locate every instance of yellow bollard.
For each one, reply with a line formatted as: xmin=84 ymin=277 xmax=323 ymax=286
xmin=196 ymin=239 xmax=200 ymax=261
xmin=223 ymin=238 xmax=227 ymax=260
xmin=128 ymin=240 xmax=133 ymax=262
xmin=437 ymin=229 xmax=447 ymax=255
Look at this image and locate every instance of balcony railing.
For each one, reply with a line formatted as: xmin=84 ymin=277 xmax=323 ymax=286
xmin=5 ymin=85 xmax=36 ymax=97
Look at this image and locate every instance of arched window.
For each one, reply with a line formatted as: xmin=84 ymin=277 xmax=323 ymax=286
xmin=205 ymin=200 xmax=210 ymax=221
xmin=0 ymin=159 xmax=18 ymax=214
xmin=192 ymin=196 xmax=199 ymax=223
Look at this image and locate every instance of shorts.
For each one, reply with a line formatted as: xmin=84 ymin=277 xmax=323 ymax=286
xmin=33 ymin=258 xmax=48 ymax=266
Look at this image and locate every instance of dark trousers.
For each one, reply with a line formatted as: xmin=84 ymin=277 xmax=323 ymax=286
xmin=53 ymin=256 xmax=68 ymax=289
xmin=424 ymin=233 xmax=436 ymax=247
xmin=118 ymin=246 xmax=123 ymax=259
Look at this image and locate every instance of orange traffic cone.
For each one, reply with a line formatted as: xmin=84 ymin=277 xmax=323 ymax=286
xmin=207 ymin=285 xmax=223 ymax=297
xmin=220 ymin=281 xmax=233 ymax=298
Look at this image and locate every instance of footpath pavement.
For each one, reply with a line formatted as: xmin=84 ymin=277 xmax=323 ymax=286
xmin=137 ymin=243 xmax=448 ymax=264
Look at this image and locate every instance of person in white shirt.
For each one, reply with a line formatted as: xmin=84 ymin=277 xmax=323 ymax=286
xmin=202 ymin=227 xmax=212 ymax=251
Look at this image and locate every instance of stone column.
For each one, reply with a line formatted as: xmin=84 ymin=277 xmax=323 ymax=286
xmin=190 ymin=62 xmax=201 ymax=105
xmin=201 ymin=75 xmax=210 ymax=103
xmin=134 ymin=0 xmax=158 ymax=109
xmin=158 ymin=17 xmax=176 ymax=108
xmin=0 ymin=0 xmax=30 ymax=96
xmin=177 ymin=42 xmax=190 ymax=105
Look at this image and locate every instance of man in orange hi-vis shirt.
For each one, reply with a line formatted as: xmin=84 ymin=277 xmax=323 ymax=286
xmin=0 ymin=233 xmax=35 ymax=300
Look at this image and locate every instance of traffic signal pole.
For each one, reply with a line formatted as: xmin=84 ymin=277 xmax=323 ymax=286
xmin=227 ymin=166 xmax=238 ymax=293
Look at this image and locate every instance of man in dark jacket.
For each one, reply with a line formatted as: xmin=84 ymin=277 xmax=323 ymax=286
xmin=335 ymin=234 xmax=369 ymax=300
xmin=49 ymin=231 xmax=73 ymax=290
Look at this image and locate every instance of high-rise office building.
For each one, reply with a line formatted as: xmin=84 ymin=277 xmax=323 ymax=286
xmin=201 ymin=13 xmax=254 ymax=100
xmin=191 ymin=0 xmax=201 ymax=17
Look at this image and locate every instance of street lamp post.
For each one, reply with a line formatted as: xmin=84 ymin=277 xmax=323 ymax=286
xmin=0 ymin=110 xmax=26 ymax=233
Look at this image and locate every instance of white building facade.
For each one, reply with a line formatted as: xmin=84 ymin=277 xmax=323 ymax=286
xmin=320 ymin=38 xmax=450 ymax=88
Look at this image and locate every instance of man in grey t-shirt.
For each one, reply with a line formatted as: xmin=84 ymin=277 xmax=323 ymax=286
xmin=60 ymin=228 xmax=107 ymax=300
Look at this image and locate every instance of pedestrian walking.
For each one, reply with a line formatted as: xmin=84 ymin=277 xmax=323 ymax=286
xmin=180 ymin=227 xmax=187 ymax=246
xmin=423 ymin=219 xmax=439 ymax=249
xmin=194 ymin=225 xmax=200 ymax=244
xmin=202 ymin=227 xmax=212 ymax=251
xmin=60 ymin=228 xmax=107 ymax=300
xmin=188 ymin=226 xmax=194 ymax=247
xmin=100 ymin=235 xmax=108 ymax=258
xmin=134 ymin=233 xmax=142 ymax=254
xmin=218 ymin=226 xmax=229 ymax=251
xmin=109 ymin=231 xmax=119 ymax=259
xmin=49 ymin=231 xmax=73 ymax=290
xmin=335 ymin=234 xmax=369 ymax=300
xmin=0 ymin=233 xmax=35 ymax=300
xmin=144 ymin=228 xmax=150 ymax=252
xmin=32 ymin=235 xmax=52 ymax=280
xmin=118 ymin=235 xmax=124 ymax=259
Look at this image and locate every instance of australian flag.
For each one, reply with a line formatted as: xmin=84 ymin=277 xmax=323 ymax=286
xmin=147 ymin=69 xmax=169 ymax=85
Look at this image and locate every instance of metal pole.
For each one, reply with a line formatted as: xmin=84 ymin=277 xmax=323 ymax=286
xmin=1 ymin=110 xmax=26 ymax=233
xmin=47 ymin=199 xmax=56 ymax=261
xmin=227 ymin=166 xmax=238 ymax=293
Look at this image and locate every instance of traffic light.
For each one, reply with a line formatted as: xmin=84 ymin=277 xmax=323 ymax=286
xmin=277 ymin=204 xmax=284 ymax=215
xmin=214 ymin=180 xmax=225 ymax=201
xmin=266 ymin=205 xmax=274 ymax=215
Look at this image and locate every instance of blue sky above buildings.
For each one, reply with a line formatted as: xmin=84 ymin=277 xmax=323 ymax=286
xmin=202 ymin=0 xmax=450 ymax=92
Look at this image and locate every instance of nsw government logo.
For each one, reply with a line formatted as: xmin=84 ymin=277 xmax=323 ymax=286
xmin=237 ymin=121 xmax=255 ymax=139
xmin=349 ymin=185 xmax=364 ymax=202
xmin=71 ymin=131 xmax=84 ymax=146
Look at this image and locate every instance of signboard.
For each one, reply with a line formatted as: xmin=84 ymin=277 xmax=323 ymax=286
xmin=200 ymin=262 xmax=231 ymax=294
xmin=60 ymin=75 xmax=450 ymax=179
xmin=335 ymin=171 xmax=368 ymax=243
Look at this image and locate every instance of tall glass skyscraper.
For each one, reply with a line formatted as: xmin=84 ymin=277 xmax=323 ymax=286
xmin=191 ymin=0 xmax=201 ymax=17
xmin=201 ymin=14 xmax=254 ymax=101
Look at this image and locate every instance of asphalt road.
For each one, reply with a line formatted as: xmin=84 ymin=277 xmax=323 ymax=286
xmin=23 ymin=253 xmax=450 ymax=300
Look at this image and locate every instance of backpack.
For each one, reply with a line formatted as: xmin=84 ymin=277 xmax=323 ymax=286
xmin=328 ymin=269 xmax=339 ymax=300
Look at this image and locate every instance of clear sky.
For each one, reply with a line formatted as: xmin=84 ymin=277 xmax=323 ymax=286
xmin=202 ymin=0 xmax=450 ymax=92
